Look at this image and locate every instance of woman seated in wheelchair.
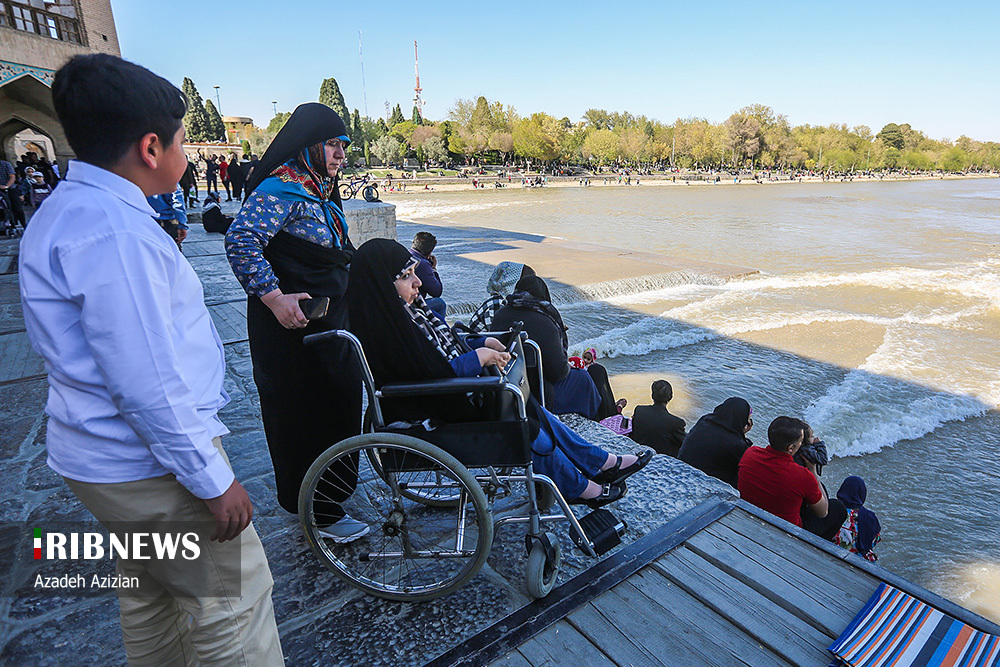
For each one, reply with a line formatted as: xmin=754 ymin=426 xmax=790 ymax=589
xmin=347 ymin=239 xmax=652 ymax=507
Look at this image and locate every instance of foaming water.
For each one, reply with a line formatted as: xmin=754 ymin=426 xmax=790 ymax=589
xmin=393 ymin=196 xmax=532 ymax=221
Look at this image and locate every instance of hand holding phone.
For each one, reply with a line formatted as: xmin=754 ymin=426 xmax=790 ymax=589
xmin=298 ymin=297 xmax=330 ymax=320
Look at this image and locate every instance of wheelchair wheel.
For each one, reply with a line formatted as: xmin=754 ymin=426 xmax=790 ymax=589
xmin=525 ymin=532 xmax=561 ymax=598
xmin=362 ymin=184 xmax=380 ymax=202
xmin=299 ymin=433 xmax=493 ymax=601
xmin=361 ymin=414 xmax=462 ymax=508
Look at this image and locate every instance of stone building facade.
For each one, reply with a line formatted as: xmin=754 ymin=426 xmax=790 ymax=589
xmin=0 ymin=0 xmax=121 ymax=166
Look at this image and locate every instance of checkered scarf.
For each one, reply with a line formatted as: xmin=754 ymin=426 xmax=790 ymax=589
xmin=403 ymin=297 xmax=466 ymax=361
xmin=468 ymin=294 xmax=505 ymax=332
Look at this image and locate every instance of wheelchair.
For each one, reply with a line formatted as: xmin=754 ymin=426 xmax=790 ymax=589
xmin=298 ymin=326 xmax=622 ymax=601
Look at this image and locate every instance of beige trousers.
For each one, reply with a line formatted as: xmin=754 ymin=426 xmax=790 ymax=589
xmin=65 ymin=438 xmax=283 ymax=667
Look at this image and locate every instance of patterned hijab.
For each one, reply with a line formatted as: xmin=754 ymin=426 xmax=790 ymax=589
xmin=487 ymin=261 xmax=526 ymax=296
xmin=248 ymin=103 xmax=352 ymax=247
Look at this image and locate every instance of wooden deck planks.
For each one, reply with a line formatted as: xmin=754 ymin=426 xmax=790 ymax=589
xmin=514 ymin=619 xmax=617 ymax=667
xmin=700 ymin=519 xmax=871 ymax=619
xmin=715 ymin=509 xmax=877 ymax=598
xmin=569 ymin=593 xmax=687 ymax=666
xmin=622 ymin=572 xmax=793 ymax=666
xmin=448 ymin=499 xmax=996 ymax=667
xmin=489 ymin=651 xmax=533 ymax=667
xmin=653 ymin=547 xmax=835 ymax=665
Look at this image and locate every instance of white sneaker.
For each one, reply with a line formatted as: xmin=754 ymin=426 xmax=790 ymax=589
xmin=318 ymin=515 xmax=371 ymax=543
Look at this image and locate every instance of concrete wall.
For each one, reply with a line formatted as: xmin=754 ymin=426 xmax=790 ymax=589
xmin=343 ymin=200 xmax=396 ymax=244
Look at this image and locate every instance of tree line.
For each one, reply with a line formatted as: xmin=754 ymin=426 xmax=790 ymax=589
xmin=182 ymin=77 xmax=1000 ymax=172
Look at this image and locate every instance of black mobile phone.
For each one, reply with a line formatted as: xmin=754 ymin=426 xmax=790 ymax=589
xmin=298 ymin=297 xmax=330 ymax=320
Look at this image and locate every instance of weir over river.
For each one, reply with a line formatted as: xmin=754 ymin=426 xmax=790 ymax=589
xmin=391 ymin=177 xmax=1000 ymax=622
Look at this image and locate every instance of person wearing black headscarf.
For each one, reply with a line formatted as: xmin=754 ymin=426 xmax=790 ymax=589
xmin=347 ymin=239 xmax=653 ymax=508
xmin=678 ymin=397 xmax=753 ymax=488
xmin=225 ymin=103 xmax=365 ymax=540
xmin=491 ymin=275 xmax=601 ymax=419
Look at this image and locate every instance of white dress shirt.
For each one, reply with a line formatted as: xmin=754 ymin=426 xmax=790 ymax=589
xmin=19 ymin=161 xmax=234 ymax=499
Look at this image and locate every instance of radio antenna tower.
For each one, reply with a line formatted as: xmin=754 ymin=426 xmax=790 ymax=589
xmin=358 ymin=30 xmax=369 ymax=117
xmin=384 ymin=100 xmax=390 ymax=122
xmin=412 ymin=40 xmax=425 ymax=120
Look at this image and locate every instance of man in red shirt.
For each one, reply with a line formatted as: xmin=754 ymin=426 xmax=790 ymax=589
xmin=738 ymin=416 xmax=846 ymax=540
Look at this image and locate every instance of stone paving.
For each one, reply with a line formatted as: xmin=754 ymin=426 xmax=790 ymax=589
xmin=0 ymin=202 xmax=737 ymax=666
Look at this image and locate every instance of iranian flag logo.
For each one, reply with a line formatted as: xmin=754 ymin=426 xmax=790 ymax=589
xmin=34 ymin=528 xmax=42 ymax=559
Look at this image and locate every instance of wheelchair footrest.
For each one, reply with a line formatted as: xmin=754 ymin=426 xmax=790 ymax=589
xmin=571 ymin=509 xmax=627 ymax=556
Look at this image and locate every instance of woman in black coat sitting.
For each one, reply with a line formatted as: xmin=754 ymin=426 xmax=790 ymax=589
xmin=491 ymin=275 xmax=601 ymax=419
xmin=677 ymin=397 xmax=753 ymax=488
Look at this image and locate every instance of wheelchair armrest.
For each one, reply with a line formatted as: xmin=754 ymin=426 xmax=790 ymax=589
xmin=377 ymin=375 xmax=504 ymax=398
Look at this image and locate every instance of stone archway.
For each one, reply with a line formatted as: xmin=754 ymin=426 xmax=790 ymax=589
xmin=0 ymin=74 xmax=71 ymax=169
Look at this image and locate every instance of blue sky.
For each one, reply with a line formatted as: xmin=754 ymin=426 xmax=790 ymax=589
xmin=110 ymin=0 xmax=1000 ymax=141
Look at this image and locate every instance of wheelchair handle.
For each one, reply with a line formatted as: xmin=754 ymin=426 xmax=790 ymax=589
xmin=303 ymin=329 xmax=384 ymax=427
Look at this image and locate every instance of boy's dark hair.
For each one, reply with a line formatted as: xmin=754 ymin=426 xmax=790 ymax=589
xmin=767 ymin=416 xmax=804 ymax=451
xmin=651 ymin=379 xmax=673 ymax=404
xmin=52 ymin=54 xmax=187 ymax=168
xmin=412 ymin=231 xmax=437 ymax=255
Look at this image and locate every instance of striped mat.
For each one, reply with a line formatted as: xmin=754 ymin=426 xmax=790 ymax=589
xmin=829 ymin=583 xmax=1000 ymax=667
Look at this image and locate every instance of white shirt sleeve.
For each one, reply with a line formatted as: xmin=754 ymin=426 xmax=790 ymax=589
xmin=58 ymin=230 xmax=234 ymax=499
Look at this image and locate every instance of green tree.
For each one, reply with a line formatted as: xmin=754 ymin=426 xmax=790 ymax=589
xmin=318 ymin=77 xmax=350 ymax=122
xmin=583 ymin=109 xmax=613 ymax=130
xmin=203 ymin=99 xmax=226 ymax=142
xmin=375 ymin=118 xmax=389 ymax=139
xmin=582 ymin=129 xmax=618 ymax=165
xmin=422 ymin=136 xmax=448 ymax=164
xmin=351 ymin=109 xmax=363 ymax=144
xmin=389 ymin=120 xmax=418 ymax=148
xmin=876 ymin=123 xmax=905 ymax=150
xmin=513 ymin=113 xmax=561 ymax=165
xmin=181 ymin=78 xmax=211 ymax=142
xmin=371 ymin=135 xmax=404 ymax=166
xmin=267 ymin=112 xmax=292 ymax=135
xmin=412 ymin=105 xmax=423 ymax=125
xmin=390 ymin=104 xmax=406 ymax=128
xmin=241 ymin=139 xmax=252 ymax=158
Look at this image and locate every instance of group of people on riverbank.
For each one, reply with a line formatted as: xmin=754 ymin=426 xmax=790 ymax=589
xmin=456 ymin=257 xmax=882 ymax=564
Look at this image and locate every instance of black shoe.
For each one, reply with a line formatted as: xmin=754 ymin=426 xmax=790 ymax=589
xmin=593 ymin=450 xmax=653 ymax=486
xmin=569 ymin=481 xmax=627 ymax=509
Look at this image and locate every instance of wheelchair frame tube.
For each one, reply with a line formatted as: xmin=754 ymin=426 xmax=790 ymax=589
xmin=522 ymin=338 xmax=545 ymax=409
xmin=488 ymin=472 xmax=599 ymax=558
xmin=305 ymin=329 xmax=385 ymax=427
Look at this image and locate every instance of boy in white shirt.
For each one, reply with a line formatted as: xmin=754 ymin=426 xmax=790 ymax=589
xmin=19 ymin=54 xmax=282 ymax=665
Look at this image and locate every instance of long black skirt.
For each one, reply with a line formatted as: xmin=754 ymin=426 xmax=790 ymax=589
xmin=247 ymin=295 xmax=362 ymax=516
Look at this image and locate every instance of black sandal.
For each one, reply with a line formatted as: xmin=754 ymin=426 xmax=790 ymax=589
xmin=569 ymin=481 xmax=627 ymax=509
xmin=593 ymin=450 xmax=653 ymax=486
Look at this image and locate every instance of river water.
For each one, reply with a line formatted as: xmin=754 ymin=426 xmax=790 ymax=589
xmin=390 ymin=178 xmax=1000 ymax=621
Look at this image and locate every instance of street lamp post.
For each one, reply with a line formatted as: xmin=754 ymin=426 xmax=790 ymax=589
xmin=213 ymin=86 xmax=221 ymax=114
